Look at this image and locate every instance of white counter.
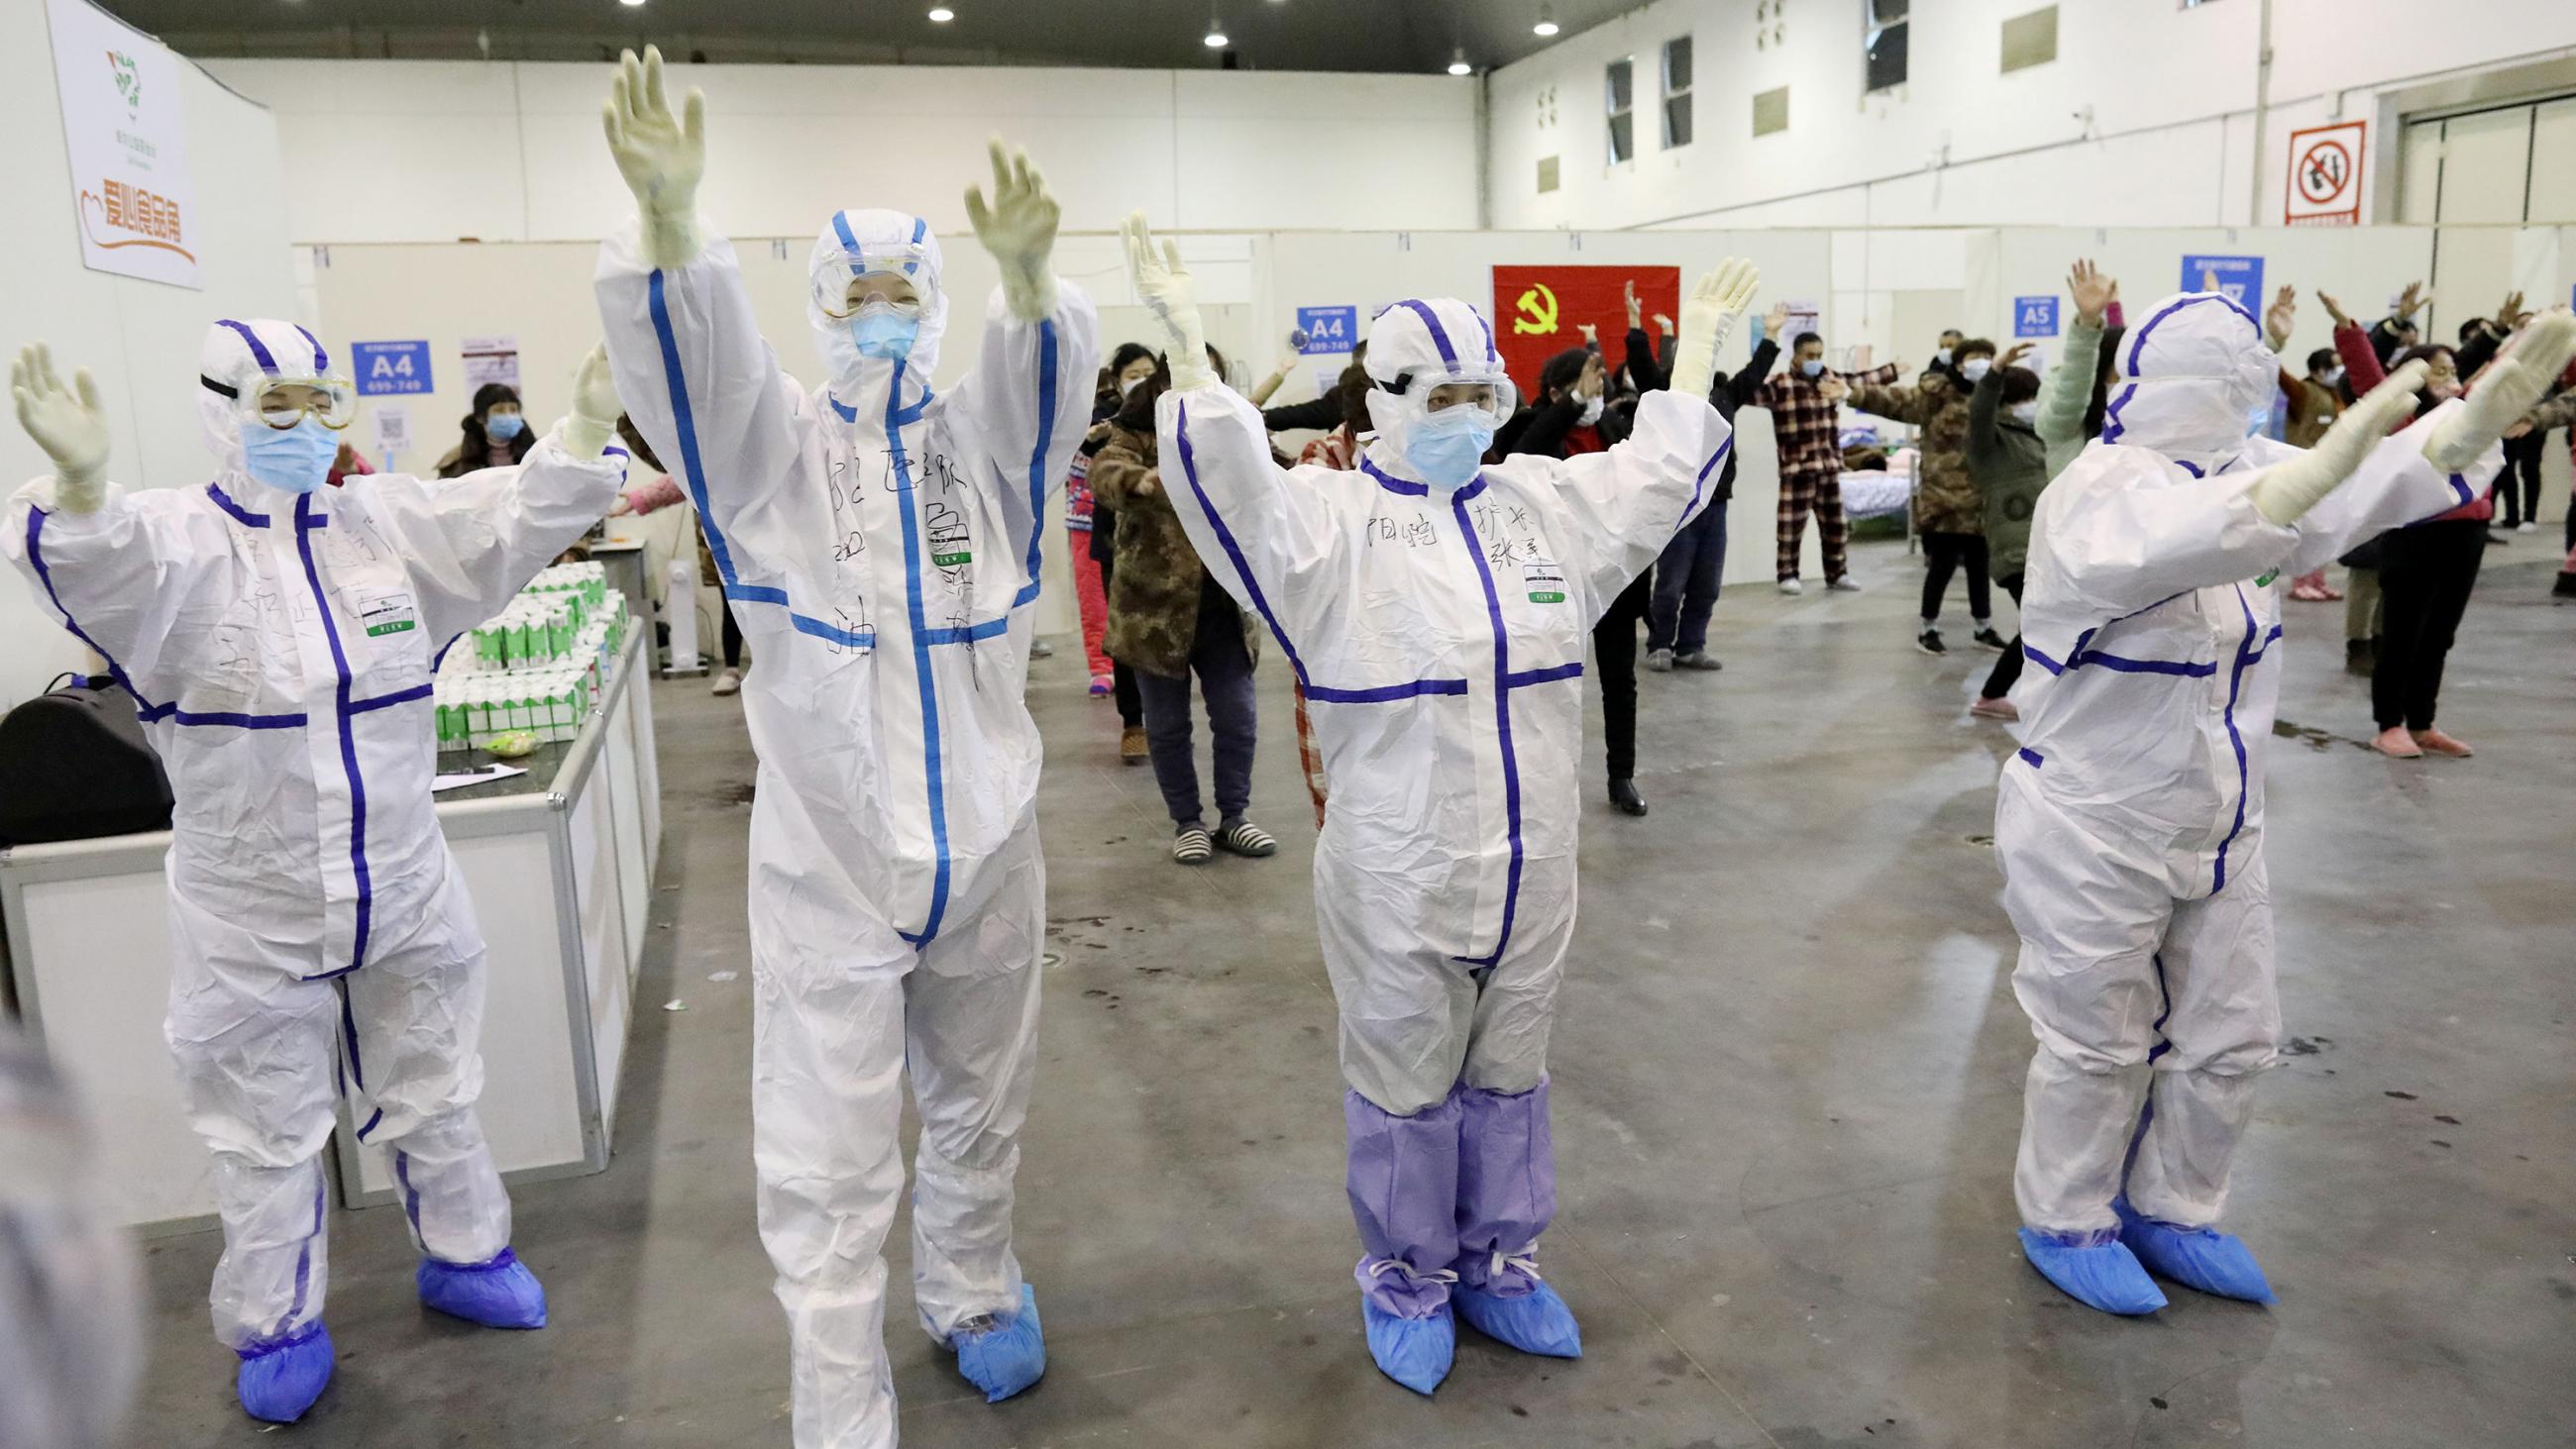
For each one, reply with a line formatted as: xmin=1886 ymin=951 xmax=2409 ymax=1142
xmin=0 ymin=634 xmax=662 ymax=1232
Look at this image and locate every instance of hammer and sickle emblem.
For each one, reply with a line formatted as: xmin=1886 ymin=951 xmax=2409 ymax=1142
xmin=1511 ymin=282 xmax=1560 ymax=336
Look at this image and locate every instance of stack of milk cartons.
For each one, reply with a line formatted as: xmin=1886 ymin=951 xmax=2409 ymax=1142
xmin=432 ymin=563 xmax=629 ymax=753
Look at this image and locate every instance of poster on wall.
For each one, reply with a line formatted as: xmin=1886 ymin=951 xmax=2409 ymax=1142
xmin=45 ymin=0 xmax=202 ymax=289
xmin=462 ymin=335 xmax=521 ymax=390
xmin=371 ymin=405 xmax=411 ymax=464
xmin=1490 ymin=265 xmax=1681 ymax=399
xmin=2284 ymin=120 xmax=2365 ymax=227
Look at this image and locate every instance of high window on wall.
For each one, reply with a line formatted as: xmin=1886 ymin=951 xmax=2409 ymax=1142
xmin=1662 ymin=36 xmax=1694 ymax=149
xmin=1607 ymin=56 xmax=1636 ymax=163
xmin=1866 ymin=0 xmax=1908 ymax=93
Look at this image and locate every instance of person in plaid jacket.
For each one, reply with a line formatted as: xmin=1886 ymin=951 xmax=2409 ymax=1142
xmin=1747 ymin=333 xmax=1899 ymax=592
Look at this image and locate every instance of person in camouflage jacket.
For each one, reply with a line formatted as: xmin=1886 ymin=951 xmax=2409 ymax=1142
xmin=1851 ymin=338 xmax=2004 ymax=652
xmin=1089 ymin=390 xmax=1274 ymax=861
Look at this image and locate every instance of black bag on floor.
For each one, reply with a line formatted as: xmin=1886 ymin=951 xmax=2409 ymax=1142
xmin=0 ymin=677 xmax=174 ymax=846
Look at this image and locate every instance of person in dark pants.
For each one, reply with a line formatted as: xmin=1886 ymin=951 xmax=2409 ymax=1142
xmin=1962 ymin=350 xmax=2050 ymax=717
xmin=1504 ymin=344 xmax=1656 ymax=815
xmin=2373 ymin=518 xmax=2488 ymax=755
xmin=2494 ymin=427 xmax=2546 ymax=531
xmin=1644 ymin=301 xmax=1786 ymax=673
xmin=1089 ymin=351 xmax=1278 ymax=862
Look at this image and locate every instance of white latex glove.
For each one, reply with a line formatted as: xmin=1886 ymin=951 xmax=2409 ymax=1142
xmin=1122 ymin=212 xmax=1215 ymax=391
xmin=2420 ymin=308 xmax=2576 ymax=472
xmin=562 ymin=346 xmax=623 ymax=460
xmin=600 ymin=46 xmax=705 ymax=270
xmin=2248 ymin=359 xmax=2426 ymax=526
xmin=1666 ymin=259 xmax=1762 ymax=400
xmin=11 ymin=344 xmax=109 ymax=514
xmin=965 ymin=139 xmax=1061 ymax=323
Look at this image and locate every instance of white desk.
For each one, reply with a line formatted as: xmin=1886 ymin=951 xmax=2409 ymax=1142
xmin=0 ymin=634 xmax=662 ymax=1232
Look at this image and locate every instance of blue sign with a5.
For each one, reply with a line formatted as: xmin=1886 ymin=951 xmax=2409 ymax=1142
xmin=1295 ymin=306 xmax=1358 ymax=356
xmin=2013 ymin=296 xmax=2061 ymax=338
xmin=351 ymin=340 xmax=432 ymax=397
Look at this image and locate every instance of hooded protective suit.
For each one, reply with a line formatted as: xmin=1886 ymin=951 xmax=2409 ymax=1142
xmin=1 ymin=320 xmax=623 ymax=1372
xmin=595 ymin=207 xmax=1094 ymax=1447
xmin=1153 ymin=293 xmax=1731 ymax=1361
xmin=2000 ymin=292 xmax=2503 ymax=1261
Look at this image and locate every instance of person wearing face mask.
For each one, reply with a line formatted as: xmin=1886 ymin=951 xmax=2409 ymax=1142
xmin=592 ymin=51 xmax=1096 ymax=1447
xmin=435 ymin=382 xmax=535 ymax=479
xmin=1123 ymin=208 xmax=1754 ymax=1395
xmin=1746 ymin=333 xmax=1900 ymax=593
xmin=1962 ymin=346 xmax=2048 ymax=720
xmin=1998 ymin=290 xmax=2570 ymax=1318
xmin=1925 ymin=328 xmax=1965 ymax=385
xmin=4 ymin=325 xmax=629 ymax=1423
xmin=1849 ymin=339 xmax=2004 ymax=655
xmin=1069 ymin=345 xmax=1155 ymax=701
xmin=1085 ymin=344 xmax=1158 ymax=755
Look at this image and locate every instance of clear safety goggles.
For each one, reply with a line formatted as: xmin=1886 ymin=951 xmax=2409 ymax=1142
xmin=811 ymin=245 xmax=932 ymax=321
xmin=203 ymin=372 xmax=359 ymax=431
xmin=1382 ymin=368 xmax=1517 ymax=425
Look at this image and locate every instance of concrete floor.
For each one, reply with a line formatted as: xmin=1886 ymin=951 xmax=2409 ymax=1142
xmin=123 ymin=535 xmax=2576 ymax=1448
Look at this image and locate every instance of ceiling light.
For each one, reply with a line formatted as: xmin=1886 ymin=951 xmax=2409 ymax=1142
xmin=1534 ymin=5 xmax=1559 ymax=36
xmin=1204 ymin=18 xmax=1230 ymax=48
xmin=1447 ymin=47 xmax=1473 ymax=76
xmin=926 ymin=5 xmax=954 ymax=20
xmin=618 ymin=0 xmax=646 ymax=8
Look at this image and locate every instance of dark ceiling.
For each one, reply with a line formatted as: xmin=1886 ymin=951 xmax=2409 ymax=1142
xmin=106 ymin=0 xmax=1638 ymax=74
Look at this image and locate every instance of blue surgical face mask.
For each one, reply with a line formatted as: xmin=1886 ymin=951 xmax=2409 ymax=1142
xmin=1403 ymin=405 xmax=1495 ymax=490
xmin=850 ymin=303 xmax=919 ymax=362
xmin=1799 ymin=359 xmax=1825 ymax=378
xmin=484 ymin=412 xmax=525 ymax=441
xmin=1960 ymin=358 xmax=1992 ymax=382
xmin=242 ymin=417 xmax=340 ymax=494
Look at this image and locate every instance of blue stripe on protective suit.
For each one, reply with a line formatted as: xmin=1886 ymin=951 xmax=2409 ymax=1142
xmin=1449 ymin=485 xmax=1526 ymax=971
xmin=2211 ymin=585 xmax=2260 ymax=893
xmin=293 ymin=495 xmax=374 ymax=975
xmin=886 ymin=358 xmax=954 ymax=947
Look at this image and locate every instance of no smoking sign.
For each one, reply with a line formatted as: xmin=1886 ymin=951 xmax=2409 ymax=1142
xmin=2285 ymin=120 xmax=2366 ymax=227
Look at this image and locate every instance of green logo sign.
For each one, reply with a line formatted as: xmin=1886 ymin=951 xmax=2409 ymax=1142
xmin=109 ymin=51 xmax=142 ymax=113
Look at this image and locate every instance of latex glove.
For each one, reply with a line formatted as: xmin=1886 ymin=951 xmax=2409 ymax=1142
xmin=965 ymin=139 xmax=1061 ymax=323
xmin=2247 ymin=360 xmax=2426 ymax=526
xmin=1121 ymin=212 xmax=1215 ymax=390
xmin=2420 ymin=309 xmax=2576 ymax=472
xmin=601 ymin=46 xmax=705 ymax=270
xmin=11 ymin=344 xmax=109 ymax=514
xmin=562 ymin=346 xmax=623 ymax=460
xmin=1666 ymin=259 xmax=1762 ymax=401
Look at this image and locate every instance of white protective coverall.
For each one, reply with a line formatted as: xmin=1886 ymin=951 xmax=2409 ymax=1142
xmin=595 ymin=213 xmax=1094 ymax=1446
xmin=2000 ymin=292 xmax=2503 ymax=1234
xmin=1158 ymin=298 xmax=1731 ymax=1116
xmin=0 ymin=319 xmax=624 ymax=1351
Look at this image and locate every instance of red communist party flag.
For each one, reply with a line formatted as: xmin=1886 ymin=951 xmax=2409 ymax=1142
xmin=1490 ymin=264 xmax=1681 ymax=401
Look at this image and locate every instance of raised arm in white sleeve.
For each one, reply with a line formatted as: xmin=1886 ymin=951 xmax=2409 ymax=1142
xmin=944 ymin=144 xmax=1100 ymax=590
xmin=1155 ymin=381 xmax=1346 ymax=641
xmin=1516 ymin=388 xmax=1732 ymax=609
xmin=4 ymin=485 xmax=231 ymax=704
xmin=2279 ymin=396 xmax=2504 ymax=575
xmin=358 ymin=435 xmax=626 ymax=646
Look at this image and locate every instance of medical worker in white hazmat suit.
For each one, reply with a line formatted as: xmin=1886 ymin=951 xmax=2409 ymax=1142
xmin=4 ymin=328 xmax=629 ymax=1422
xmin=1999 ymin=292 xmax=2576 ymax=1314
xmin=591 ymin=49 xmax=1096 ymax=1447
xmin=1123 ymin=212 xmax=1755 ymax=1394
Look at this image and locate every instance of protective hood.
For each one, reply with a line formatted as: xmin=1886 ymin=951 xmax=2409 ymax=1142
xmin=1358 ymin=297 xmax=1515 ymax=481
xmin=808 ymin=209 xmax=950 ymax=406
xmin=197 ymin=318 xmax=336 ymax=479
xmin=2097 ymin=292 xmax=2279 ymax=470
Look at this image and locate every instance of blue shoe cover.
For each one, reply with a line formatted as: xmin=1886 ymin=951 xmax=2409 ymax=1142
xmin=2017 ymin=1227 xmax=2168 ymax=1315
xmin=2118 ymin=1211 xmax=2277 ymax=1304
xmin=1360 ymin=1296 xmax=1455 ymax=1395
xmin=1452 ymin=1280 xmax=1583 ymax=1359
xmin=418 ymin=1247 xmax=549 ymax=1328
xmin=952 ymin=1283 xmax=1046 ymax=1403
xmin=236 ymin=1320 xmax=334 ymax=1423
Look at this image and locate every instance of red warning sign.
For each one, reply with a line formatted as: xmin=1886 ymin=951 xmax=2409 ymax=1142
xmin=2285 ymin=120 xmax=2365 ymax=227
